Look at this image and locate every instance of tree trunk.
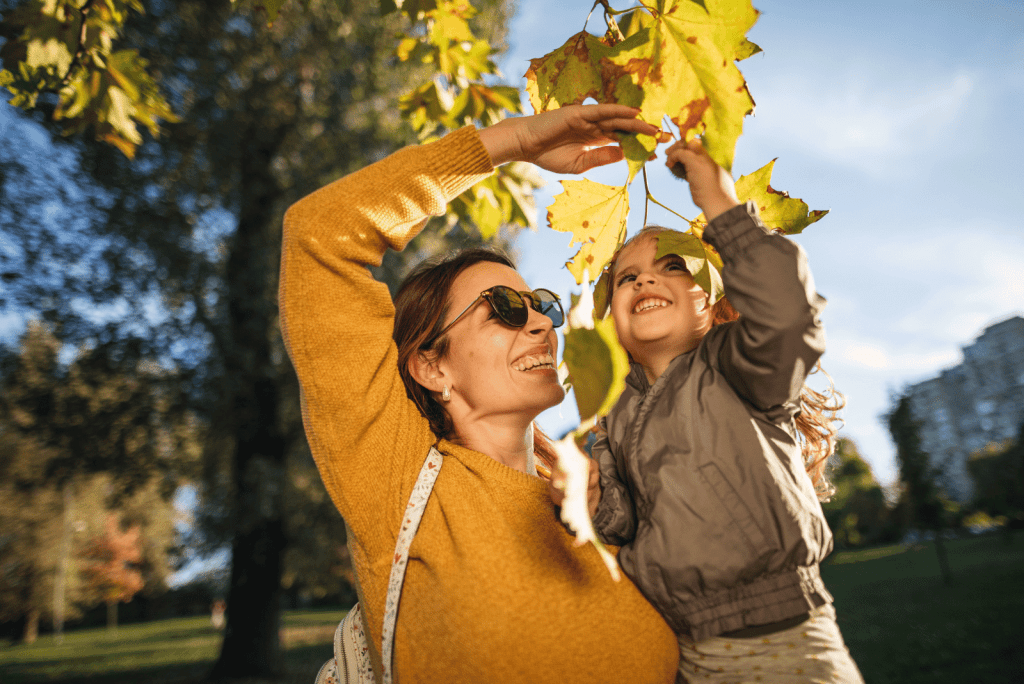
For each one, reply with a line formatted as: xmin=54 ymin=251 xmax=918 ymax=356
xmin=53 ymin=482 xmax=73 ymax=643
xmin=23 ymin=608 xmax=39 ymax=644
xmin=208 ymin=120 xmax=289 ymax=680
xmin=107 ymin=600 xmax=118 ymax=631
xmin=933 ymin=535 xmax=953 ymax=585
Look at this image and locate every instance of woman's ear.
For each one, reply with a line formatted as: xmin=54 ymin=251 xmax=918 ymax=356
xmin=407 ymin=350 xmax=447 ymax=394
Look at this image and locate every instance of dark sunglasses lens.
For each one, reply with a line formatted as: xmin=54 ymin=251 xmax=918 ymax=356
xmin=532 ymin=289 xmax=564 ymax=328
xmin=490 ymin=286 xmax=528 ymax=326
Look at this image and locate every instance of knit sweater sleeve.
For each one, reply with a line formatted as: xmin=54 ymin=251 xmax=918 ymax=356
xmin=278 ymin=127 xmax=494 ymax=551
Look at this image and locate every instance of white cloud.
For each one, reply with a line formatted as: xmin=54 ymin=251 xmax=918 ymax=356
xmin=749 ymin=69 xmax=974 ymax=176
xmin=831 ymin=338 xmax=961 ymax=374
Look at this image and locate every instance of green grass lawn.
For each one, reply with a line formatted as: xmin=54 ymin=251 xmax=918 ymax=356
xmin=2 ymin=534 xmax=1022 ymax=683
xmin=822 ymin=533 xmax=1024 ymax=684
xmin=0 ymin=610 xmax=346 ymax=684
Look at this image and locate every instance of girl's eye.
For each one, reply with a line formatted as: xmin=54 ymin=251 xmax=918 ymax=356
xmin=616 ymin=273 xmax=636 ymax=287
xmin=666 ymin=261 xmax=688 ymax=273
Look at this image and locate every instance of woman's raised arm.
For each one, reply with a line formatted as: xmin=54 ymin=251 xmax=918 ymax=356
xmin=278 ymin=106 xmax=656 ymax=546
xmin=279 ymin=127 xmax=494 ymax=540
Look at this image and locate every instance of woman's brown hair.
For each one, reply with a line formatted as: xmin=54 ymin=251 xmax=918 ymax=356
xmin=393 ymin=247 xmax=559 ymax=472
xmin=604 ymin=226 xmax=844 ymax=501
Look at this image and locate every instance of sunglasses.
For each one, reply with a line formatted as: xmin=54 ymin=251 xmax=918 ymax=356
xmin=430 ymin=285 xmax=564 ymax=344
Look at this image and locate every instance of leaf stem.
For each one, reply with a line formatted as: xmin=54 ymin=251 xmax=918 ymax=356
xmin=642 ymin=166 xmax=650 ymax=228
xmin=60 ymin=0 xmax=96 ymax=88
xmin=595 ymin=0 xmax=656 ymax=17
xmin=646 ymin=191 xmax=695 ymax=225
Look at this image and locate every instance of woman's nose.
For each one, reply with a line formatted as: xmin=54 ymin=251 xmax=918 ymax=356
xmin=525 ymin=306 xmax=554 ymax=335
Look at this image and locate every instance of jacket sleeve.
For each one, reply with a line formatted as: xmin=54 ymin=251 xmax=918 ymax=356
xmin=590 ymin=419 xmax=638 ymax=546
xmin=278 ymin=126 xmax=494 ymax=549
xmin=702 ymin=201 xmax=827 ymax=413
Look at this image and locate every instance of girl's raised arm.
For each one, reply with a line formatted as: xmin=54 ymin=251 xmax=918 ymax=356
xmin=666 ymin=140 xmax=826 ymax=412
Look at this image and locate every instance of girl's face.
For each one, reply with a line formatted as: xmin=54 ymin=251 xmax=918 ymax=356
xmin=438 ymin=261 xmax=565 ymax=424
xmin=610 ymin=234 xmax=712 ymax=368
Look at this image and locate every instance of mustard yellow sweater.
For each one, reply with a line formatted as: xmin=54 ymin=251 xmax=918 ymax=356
xmin=279 ymin=126 xmax=677 ymax=683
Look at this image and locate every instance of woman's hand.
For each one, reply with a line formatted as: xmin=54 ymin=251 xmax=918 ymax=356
xmin=664 ymin=137 xmax=741 ymax=223
xmin=478 ymin=104 xmax=660 ymax=174
xmin=548 ymin=456 xmax=601 ymax=519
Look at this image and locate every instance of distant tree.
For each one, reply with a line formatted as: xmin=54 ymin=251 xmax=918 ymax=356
xmin=0 ymin=323 xmax=187 ymax=641
xmin=822 ymin=438 xmax=892 ymax=548
xmin=886 ymin=392 xmax=955 ymax=584
xmin=80 ymin=513 xmax=145 ymax=631
xmin=968 ymin=421 xmax=1024 ymax=535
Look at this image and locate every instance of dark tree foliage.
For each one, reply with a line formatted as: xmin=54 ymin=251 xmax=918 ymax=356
xmin=968 ymin=422 xmax=1024 ymax=528
xmin=3 ymin=0 xmax=515 ymax=677
xmin=822 ymin=438 xmax=894 ymax=548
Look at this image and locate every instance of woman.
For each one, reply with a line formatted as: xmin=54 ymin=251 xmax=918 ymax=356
xmin=279 ymin=105 xmax=679 ymax=682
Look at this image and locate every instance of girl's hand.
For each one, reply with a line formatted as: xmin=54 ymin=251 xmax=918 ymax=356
xmin=479 ymin=104 xmax=659 ymax=174
xmin=664 ymin=138 xmax=741 ymax=223
xmin=548 ymin=456 xmax=601 ymax=518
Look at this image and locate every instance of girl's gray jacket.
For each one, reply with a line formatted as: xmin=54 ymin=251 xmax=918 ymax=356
xmin=592 ymin=201 xmax=835 ymax=643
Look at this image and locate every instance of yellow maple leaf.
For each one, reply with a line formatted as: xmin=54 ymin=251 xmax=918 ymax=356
xmin=734 ymin=159 xmax=829 ymax=234
xmin=547 ymin=179 xmax=629 ymax=285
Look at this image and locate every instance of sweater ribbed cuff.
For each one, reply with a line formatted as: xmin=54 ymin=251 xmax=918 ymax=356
xmin=702 ymin=201 xmax=771 ymax=263
xmin=425 ymin=126 xmax=496 ymax=201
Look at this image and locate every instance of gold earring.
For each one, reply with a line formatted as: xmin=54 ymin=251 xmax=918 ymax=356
xmin=441 ymin=385 xmax=451 ymax=402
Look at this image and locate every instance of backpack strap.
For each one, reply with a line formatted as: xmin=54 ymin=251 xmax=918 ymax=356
xmin=380 ymin=446 xmax=444 ymax=684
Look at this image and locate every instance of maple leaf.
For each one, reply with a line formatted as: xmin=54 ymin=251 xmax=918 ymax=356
xmin=547 ymin=179 xmax=629 ymax=285
xmin=524 ymin=1 xmax=758 ymax=174
xmin=627 ymin=0 xmax=758 ymax=172
xmin=653 ymin=159 xmax=827 ymax=302
xmin=524 ymin=30 xmax=644 ymax=113
xmin=654 ymin=231 xmax=725 ymax=304
xmin=734 ymin=159 xmax=829 ymax=234
xmin=563 ymin=315 xmax=630 ymax=421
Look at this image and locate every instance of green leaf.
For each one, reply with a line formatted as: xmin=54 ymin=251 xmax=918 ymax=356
xmin=256 ymin=0 xmax=289 ymax=25
xmin=592 ymin=267 xmax=613 ymax=321
xmin=654 ymin=231 xmax=724 ymax=303
xmin=735 ymin=160 xmax=829 ymax=234
xmin=547 ymin=179 xmax=629 ymax=285
xmin=618 ymin=130 xmax=658 ymax=183
xmin=563 ymin=315 xmax=630 ymax=422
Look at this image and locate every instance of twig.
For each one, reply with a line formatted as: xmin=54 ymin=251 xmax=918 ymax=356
xmin=60 ymin=0 xmax=96 ymax=88
xmin=642 ymin=166 xmax=650 ymax=228
xmin=646 ymin=191 xmax=695 ymax=225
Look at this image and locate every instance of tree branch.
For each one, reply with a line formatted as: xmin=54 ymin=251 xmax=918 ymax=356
xmin=60 ymin=0 xmax=97 ymax=88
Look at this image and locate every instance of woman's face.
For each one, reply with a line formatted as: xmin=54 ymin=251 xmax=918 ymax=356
xmin=437 ymin=261 xmax=565 ymax=423
xmin=610 ymin=235 xmax=711 ymax=365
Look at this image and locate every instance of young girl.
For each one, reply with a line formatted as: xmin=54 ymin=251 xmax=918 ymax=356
xmin=587 ymin=138 xmax=864 ymax=683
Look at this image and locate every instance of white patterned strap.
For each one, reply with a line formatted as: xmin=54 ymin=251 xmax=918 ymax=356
xmin=381 ymin=446 xmax=443 ymax=684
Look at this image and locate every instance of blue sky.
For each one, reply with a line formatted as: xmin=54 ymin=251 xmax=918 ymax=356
xmin=502 ymin=0 xmax=1024 ymax=486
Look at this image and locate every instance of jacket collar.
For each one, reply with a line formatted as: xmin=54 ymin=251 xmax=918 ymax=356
xmin=625 ymin=350 xmax=695 ymax=395
xmin=626 ymin=361 xmax=650 ymax=393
